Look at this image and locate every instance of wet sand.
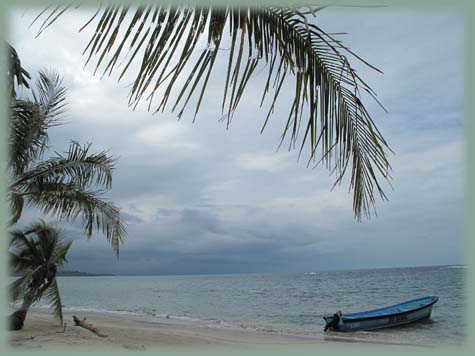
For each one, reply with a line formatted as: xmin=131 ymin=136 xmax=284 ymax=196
xmin=9 ymin=310 xmax=424 ymax=350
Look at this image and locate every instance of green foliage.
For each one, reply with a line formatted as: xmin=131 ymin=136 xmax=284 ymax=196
xmin=9 ymin=220 xmax=72 ymax=323
xmin=7 ymin=43 xmax=31 ymax=97
xmin=33 ymin=5 xmax=392 ymax=219
xmin=43 ymin=279 xmax=64 ymax=324
xmin=9 ymin=71 xmax=65 ymax=177
xmin=8 ymin=66 xmax=125 ymax=254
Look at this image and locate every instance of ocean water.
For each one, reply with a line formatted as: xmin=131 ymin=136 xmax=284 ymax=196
xmin=35 ymin=265 xmax=465 ymax=346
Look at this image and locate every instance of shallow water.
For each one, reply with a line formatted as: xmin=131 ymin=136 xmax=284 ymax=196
xmin=36 ymin=265 xmax=465 ymax=346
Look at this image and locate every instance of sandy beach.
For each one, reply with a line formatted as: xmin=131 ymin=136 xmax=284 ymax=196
xmin=8 ymin=311 xmax=320 ymax=349
xmin=8 ymin=310 xmax=419 ymax=350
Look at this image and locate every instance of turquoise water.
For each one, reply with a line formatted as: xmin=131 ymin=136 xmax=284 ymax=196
xmin=36 ymin=265 xmax=465 ymax=345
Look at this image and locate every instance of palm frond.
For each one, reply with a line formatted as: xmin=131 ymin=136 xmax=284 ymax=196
xmin=8 ymin=68 xmax=125 ymax=252
xmin=9 ymin=222 xmax=72 ymax=323
xmin=9 ymin=266 xmax=42 ymax=302
xmin=9 ymin=228 xmax=43 ymax=265
xmin=50 ymin=238 xmax=73 ymax=266
xmin=34 ymin=222 xmax=61 ymax=262
xmin=19 ymin=182 xmax=125 ymax=254
xmin=10 ymin=220 xmax=71 ymax=265
xmin=12 ymin=141 xmax=115 ymax=191
xmin=43 ymin=279 xmax=64 ymax=323
xmin=9 ymin=100 xmax=49 ymax=176
xmin=33 ymin=5 xmax=392 ymax=219
xmin=32 ymin=70 xmax=68 ymax=121
xmin=9 ymin=252 xmax=34 ymax=274
xmin=7 ymin=43 xmax=31 ymax=98
xmin=9 ymin=192 xmax=24 ymax=225
xmin=9 ymin=70 xmax=67 ymax=176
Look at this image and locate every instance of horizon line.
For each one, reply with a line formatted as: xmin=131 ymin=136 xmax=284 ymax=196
xmin=63 ymin=263 xmax=466 ymax=277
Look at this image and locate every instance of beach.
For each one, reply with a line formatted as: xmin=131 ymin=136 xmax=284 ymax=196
xmin=9 ymin=310 xmax=425 ymax=349
xmin=8 ymin=311 xmax=343 ymax=348
xmin=9 ymin=266 xmax=465 ymax=348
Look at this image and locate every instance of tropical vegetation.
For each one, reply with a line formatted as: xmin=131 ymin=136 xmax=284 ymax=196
xmin=33 ymin=4 xmax=393 ymax=220
xmin=8 ymin=47 xmax=125 ymax=254
xmin=6 ymin=3 xmax=394 ymax=331
xmin=7 ymin=46 xmax=125 ymax=330
xmin=9 ymin=220 xmax=72 ymax=330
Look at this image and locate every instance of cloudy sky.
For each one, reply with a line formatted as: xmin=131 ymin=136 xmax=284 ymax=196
xmin=9 ymin=7 xmax=465 ymax=275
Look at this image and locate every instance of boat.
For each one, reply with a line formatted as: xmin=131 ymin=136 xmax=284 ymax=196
xmin=323 ymin=295 xmax=439 ymax=332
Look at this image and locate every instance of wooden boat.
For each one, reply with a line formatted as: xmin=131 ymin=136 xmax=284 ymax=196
xmin=323 ymin=295 xmax=439 ymax=332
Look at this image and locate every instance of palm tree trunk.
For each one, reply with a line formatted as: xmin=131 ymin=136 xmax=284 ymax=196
xmin=9 ymin=287 xmax=38 ymax=330
xmin=9 ymin=279 xmax=52 ymax=330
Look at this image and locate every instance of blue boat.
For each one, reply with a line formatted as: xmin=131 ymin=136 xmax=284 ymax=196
xmin=323 ymin=295 xmax=439 ymax=332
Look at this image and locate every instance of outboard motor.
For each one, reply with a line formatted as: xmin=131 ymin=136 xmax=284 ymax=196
xmin=324 ymin=310 xmax=342 ymax=332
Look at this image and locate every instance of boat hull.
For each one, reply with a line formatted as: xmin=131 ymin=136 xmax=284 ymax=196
xmin=324 ymin=296 xmax=438 ymax=332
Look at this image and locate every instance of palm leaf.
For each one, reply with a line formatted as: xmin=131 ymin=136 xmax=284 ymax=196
xmin=33 ymin=5 xmax=392 ymax=219
xmin=50 ymin=239 xmax=73 ymax=267
xmin=9 ymin=192 xmax=24 ymax=225
xmin=9 ymin=252 xmax=34 ymax=275
xmin=9 ymin=221 xmax=72 ymax=321
xmin=9 ymin=266 xmax=42 ymax=302
xmin=7 ymin=43 xmax=31 ymax=98
xmin=18 ymin=182 xmax=125 ymax=254
xmin=9 ymin=100 xmax=50 ymax=177
xmin=9 ymin=70 xmax=66 ymax=177
xmin=35 ymin=222 xmax=61 ymax=262
xmin=9 ymin=228 xmax=43 ymax=264
xmin=12 ymin=141 xmax=115 ymax=192
xmin=32 ymin=70 xmax=68 ymax=122
xmin=43 ymin=279 xmax=64 ymax=323
xmin=8 ymin=70 xmax=125 ymax=252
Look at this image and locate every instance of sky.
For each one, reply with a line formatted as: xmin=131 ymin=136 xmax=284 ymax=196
xmin=8 ymin=7 xmax=465 ymax=275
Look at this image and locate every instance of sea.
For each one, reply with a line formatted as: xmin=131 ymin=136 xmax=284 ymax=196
xmin=33 ymin=265 xmax=465 ymax=346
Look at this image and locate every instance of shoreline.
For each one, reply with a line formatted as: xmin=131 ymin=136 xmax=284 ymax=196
xmin=9 ymin=310 xmax=432 ymax=349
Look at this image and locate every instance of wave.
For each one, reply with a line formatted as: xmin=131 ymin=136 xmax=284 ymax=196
xmin=32 ymin=303 xmax=139 ymax=317
xmin=31 ymin=303 xmax=301 ymax=335
xmin=440 ymin=265 xmax=466 ymax=269
xmin=32 ymin=303 xmax=242 ymax=330
xmin=27 ymin=301 xmax=462 ymax=345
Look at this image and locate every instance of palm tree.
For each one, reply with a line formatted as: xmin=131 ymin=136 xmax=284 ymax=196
xmin=6 ymin=51 xmax=124 ymax=329
xmin=32 ymin=5 xmax=392 ymax=220
xmin=8 ymin=65 xmax=125 ymax=254
xmin=7 ymin=43 xmax=30 ymax=98
xmin=9 ymin=220 xmax=72 ymax=330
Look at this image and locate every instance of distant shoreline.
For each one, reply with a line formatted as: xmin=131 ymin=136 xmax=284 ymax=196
xmin=57 ymin=270 xmax=115 ymax=277
xmin=62 ymin=264 xmax=465 ymax=277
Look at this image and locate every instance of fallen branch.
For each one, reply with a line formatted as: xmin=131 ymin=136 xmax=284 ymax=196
xmin=72 ymin=315 xmax=108 ymax=337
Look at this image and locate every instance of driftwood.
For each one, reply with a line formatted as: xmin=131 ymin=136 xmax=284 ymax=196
xmin=72 ymin=315 xmax=108 ymax=337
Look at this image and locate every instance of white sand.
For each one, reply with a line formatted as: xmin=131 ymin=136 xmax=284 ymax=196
xmin=9 ymin=311 xmax=420 ymax=349
xmin=9 ymin=311 xmax=323 ymax=349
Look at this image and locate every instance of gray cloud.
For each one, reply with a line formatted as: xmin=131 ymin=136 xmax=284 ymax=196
xmin=8 ymin=7 xmax=465 ymax=275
